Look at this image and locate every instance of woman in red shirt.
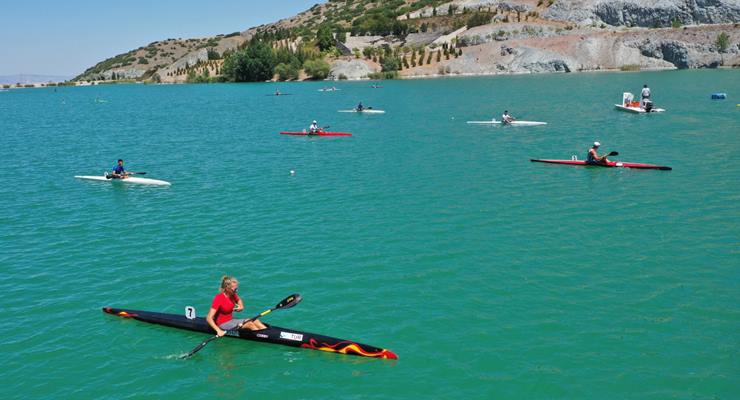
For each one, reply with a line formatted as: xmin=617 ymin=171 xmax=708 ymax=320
xmin=206 ymin=276 xmax=267 ymax=337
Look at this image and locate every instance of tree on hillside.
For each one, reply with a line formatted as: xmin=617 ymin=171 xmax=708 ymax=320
xmin=207 ymin=48 xmax=221 ymax=60
xmin=335 ymin=29 xmax=347 ymax=44
xmin=716 ymin=32 xmax=730 ymax=53
xmin=221 ymin=40 xmax=276 ymax=82
xmin=382 ymin=56 xmax=401 ymax=72
xmin=716 ymin=32 xmax=730 ymax=65
xmin=317 ymin=25 xmax=335 ymax=51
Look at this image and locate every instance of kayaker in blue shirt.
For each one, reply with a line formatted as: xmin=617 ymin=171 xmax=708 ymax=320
xmin=109 ymin=159 xmax=129 ymax=179
xmin=356 ymin=102 xmax=364 ymax=112
xmin=586 ymin=142 xmax=610 ymax=164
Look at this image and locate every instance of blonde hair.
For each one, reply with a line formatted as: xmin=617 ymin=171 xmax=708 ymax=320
xmin=219 ymin=276 xmax=238 ymax=293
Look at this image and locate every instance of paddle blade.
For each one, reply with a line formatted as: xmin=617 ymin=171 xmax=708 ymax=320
xmin=275 ymin=293 xmax=302 ymax=310
xmin=133 ymin=172 xmax=147 ymax=175
xmin=607 ymin=151 xmax=619 ymax=156
xmin=181 ymin=335 xmax=217 ymax=359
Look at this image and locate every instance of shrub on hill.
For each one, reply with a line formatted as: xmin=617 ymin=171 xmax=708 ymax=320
xmin=303 ymin=59 xmax=330 ymax=80
xmin=382 ymin=56 xmax=401 ymax=72
xmin=275 ymin=63 xmax=301 ymax=80
xmin=467 ymin=12 xmax=491 ymax=28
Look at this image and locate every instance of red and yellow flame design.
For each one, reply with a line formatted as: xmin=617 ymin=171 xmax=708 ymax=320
xmin=103 ymin=308 xmax=138 ymax=318
xmin=301 ymin=339 xmax=398 ymax=359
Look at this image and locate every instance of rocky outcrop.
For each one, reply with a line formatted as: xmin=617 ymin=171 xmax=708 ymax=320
xmin=544 ymin=0 xmax=740 ymax=27
xmin=158 ymin=49 xmax=209 ymax=78
xmin=401 ymin=0 xmax=531 ymax=19
xmin=101 ymin=68 xmax=147 ymax=80
xmin=328 ymin=59 xmax=379 ymax=80
xmin=403 ymin=23 xmax=737 ymax=78
xmin=628 ymin=38 xmax=724 ymax=68
xmin=458 ymin=24 xmax=560 ymax=46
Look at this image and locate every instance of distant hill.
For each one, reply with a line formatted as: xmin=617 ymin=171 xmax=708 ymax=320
xmin=0 ymin=74 xmax=73 ymax=85
xmin=73 ymin=0 xmax=740 ymax=83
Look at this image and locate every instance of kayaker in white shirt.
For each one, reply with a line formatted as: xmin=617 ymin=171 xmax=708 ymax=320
xmin=309 ymin=120 xmax=319 ymax=134
xmin=501 ymin=110 xmax=515 ymax=124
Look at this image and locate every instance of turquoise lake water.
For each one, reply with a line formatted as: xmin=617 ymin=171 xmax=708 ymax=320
xmin=0 ymin=70 xmax=738 ymax=399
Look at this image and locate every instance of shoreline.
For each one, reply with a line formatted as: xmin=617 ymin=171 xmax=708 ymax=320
xmin=5 ymin=65 xmax=737 ymax=90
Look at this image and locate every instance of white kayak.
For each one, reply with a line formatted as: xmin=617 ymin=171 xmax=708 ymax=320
xmin=614 ymin=104 xmax=665 ymax=113
xmin=75 ymin=175 xmax=171 ymax=186
xmin=318 ymin=88 xmax=340 ymax=92
xmin=338 ymin=109 xmax=385 ymax=114
xmin=467 ymin=119 xmax=547 ymax=126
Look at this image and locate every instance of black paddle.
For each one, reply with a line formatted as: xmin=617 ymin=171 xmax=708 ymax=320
xmin=607 ymin=151 xmax=619 ymax=157
xmin=181 ymin=293 xmax=302 ymax=359
xmin=310 ymin=125 xmax=330 ymax=134
xmin=105 ymin=172 xmax=147 ymax=179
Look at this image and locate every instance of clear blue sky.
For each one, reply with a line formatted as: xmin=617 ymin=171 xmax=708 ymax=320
xmin=0 ymin=0 xmax=323 ymax=76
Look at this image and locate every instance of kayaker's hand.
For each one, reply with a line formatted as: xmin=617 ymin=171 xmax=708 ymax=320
xmin=234 ymin=304 xmax=243 ymax=312
xmin=216 ymin=329 xmax=226 ymax=337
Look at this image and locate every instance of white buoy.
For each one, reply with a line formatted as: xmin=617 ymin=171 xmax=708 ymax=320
xmin=290 ymin=170 xmax=295 ymax=175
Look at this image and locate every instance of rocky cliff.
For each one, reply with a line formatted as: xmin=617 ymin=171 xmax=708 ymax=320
xmin=544 ymin=0 xmax=740 ymax=27
xmin=74 ymin=0 xmax=739 ymax=83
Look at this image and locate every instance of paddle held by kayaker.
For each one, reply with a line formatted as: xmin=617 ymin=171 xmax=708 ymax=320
xmin=586 ymin=142 xmax=610 ymax=164
xmin=206 ymin=276 xmax=267 ymax=337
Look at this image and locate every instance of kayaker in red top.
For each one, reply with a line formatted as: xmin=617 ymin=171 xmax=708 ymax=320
xmin=586 ymin=141 xmax=610 ymax=164
xmin=206 ymin=276 xmax=267 ymax=337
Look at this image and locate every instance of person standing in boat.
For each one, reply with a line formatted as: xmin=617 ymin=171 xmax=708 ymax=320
xmin=108 ymin=159 xmax=130 ymax=179
xmin=586 ymin=142 xmax=610 ymax=164
xmin=206 ymin=276 xmax=267 ymax=337
xmin=501 ymin=110 xmax=515 ymax=124
xmin=640 ymin=84 xmax=651 ymax=108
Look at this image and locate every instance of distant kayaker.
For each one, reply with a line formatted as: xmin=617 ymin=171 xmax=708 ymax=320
xmin=108 ymin=159 xmax=129 ymax=179
xmin=501 ymin=110 xmax=515 ymax=124
xmin=356 ymin=102 xmax=364 ymax=112
xmin=275 ymin=89 xmax=281 ymax=96
xmin=309 ymin=120 xmax=320 ymax=134
xmin=641 ymin=84 xmax=651 ymax=107
xmin=586 ymin=142 xmax=610 ymax=164
xmin=206 ymin=276 xmax=267 ymax=337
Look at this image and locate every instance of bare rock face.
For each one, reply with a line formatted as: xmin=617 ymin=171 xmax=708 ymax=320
xmin=444 ymin=45 xmax=576 ymax=75
xmin=629 ymin=39 xmax=723 ymax=68
xmin=544 ymin=0 xmax=740 ymax=27
xmin=101 ymin=68 xmax=147 ymax=80
xmin=507 ymin=46 xmax=575 ymax=72
xmin=328 ymin=59 xmax=379 ymax=80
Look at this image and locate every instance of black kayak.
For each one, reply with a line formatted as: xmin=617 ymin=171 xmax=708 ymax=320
xmin=103 ymin=307 xmax=397 ymax=359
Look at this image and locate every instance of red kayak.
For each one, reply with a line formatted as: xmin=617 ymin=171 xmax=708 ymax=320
xmin=280 ymin=131 xmax=352 ymax=137
xmin=531 ymin=159 xmax=672 ymax=170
